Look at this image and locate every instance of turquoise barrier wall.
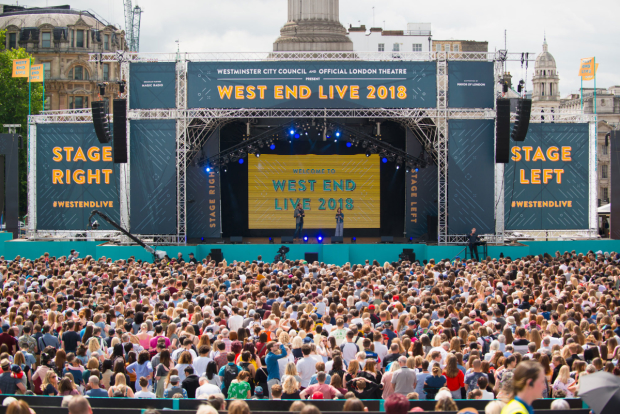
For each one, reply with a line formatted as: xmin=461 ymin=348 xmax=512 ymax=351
xmin=1 ymin=232 xmax=620 ymax=264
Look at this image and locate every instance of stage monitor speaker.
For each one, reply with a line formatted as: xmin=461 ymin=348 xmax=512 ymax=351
xmin=305 ymin=252 xmax=319 ymax=263
xmin=230 ymin=236 xmax=243 ymax=244
xmin=511 ymin=99 xmax=532 ymax=142
xmin=496 ymin=98 xmax=511 ymax=163
xmin=381 ymin=236 xmax=394 ymax=243
xmin=427 ymin=215 xmax=438 ymax=242
xmin=281 ymin=236 xmax=294 ymax=244
xmin=91 ymin=101 xmax=111 ymax=143
xmin=399 ymin=248 xmax=416 ymax=262
xmin=113 ymin=99 xmax=127 ymax=163
xmin=208 ymin=249 xmax=223 ymax=264
xmin=332 ymin=236 xmax=343 ymax=244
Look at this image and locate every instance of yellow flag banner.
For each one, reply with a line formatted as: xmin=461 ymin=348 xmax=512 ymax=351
xmin=579 ymin=57 xmax=598 ymax=79
xmin=29 ymin=64 xmax=44 ymax=82
xmin=12 ymin=59 xmax=30 ymax=77
xmin=581 ymin=63 xmax=599 ymax=81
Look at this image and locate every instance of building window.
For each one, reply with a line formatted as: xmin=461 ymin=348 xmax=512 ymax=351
xmin=103 ymin=64 xmax=110 ymax=81
xmin=76 ymin=30 xmax=84 ymax=48
xmin=601 ymin=164 xmax=608 ymax=179
xmin=392 ymin=43 xmax=400 ymax=52
xmin=378 ymin=43 xmax=384 ymax=52
xmin=602 ymin=144 xmax=609 ymax=155
xmin=44 ymin=96 xmax=51 ymax=110
xmin=71 ymin=66 xmax=89 ymax=80
xmin=69 ymin=96 xmax=88 ymax=109
xmin=435 ymin=44 xmax=441 ymax=52
xmin=43 ymin=62 xmax=51 ymax=79
xmin=550 ymin=83 xmax=553 ymax=96
xmin=445 ymin=44 xmax=451 ymax=52
xmin=412 ymin=43 xmax=422 ymax=52
xmin=541 ymin=83 xmax=545 ymax=96
xmin=603 ymin=187 xmax=609 ymax=200
xmin=104 ymin=34 xmax=110 ymax=50
xmin=8 ymin=32 xmax=17 ymax=49
xmin=454 ymin=44 xmax=459 ymax=52
xmin=42 ymin=32 xmax=51 ymax=48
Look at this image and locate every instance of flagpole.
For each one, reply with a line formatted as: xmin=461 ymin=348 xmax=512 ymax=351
xmin=593 ymin=57 xmax=597 ymax=115
xmin=28 ymin=75 xmax=31 ymax=118
xmin=42 ymin=67 xmax=45 ymax=111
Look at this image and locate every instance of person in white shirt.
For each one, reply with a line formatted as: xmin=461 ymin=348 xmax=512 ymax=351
xmin=228 ymin=307 xmax=244 ymax=333
xmin=328 ymin=319 xmax=348 ymax=346
xmin=296 ymin=344 xmax=317 ymax=388
xmin=340 ymin=331 xmax=359 ymax=365
xmin=373 ymin=332 xmax=388 ymax=369
xmin=193 ymin=346 xmax=213 ymax=377
xmin=195 ymin=376 xmax=221 ymax=398
xmin=134 ymin=377 xmax=156 ymax=398
xmin=172 ymin=339 xmax=198 ymax=362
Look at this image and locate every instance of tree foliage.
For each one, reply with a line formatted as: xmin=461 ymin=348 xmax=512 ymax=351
xmin=0 ymin=30 xmax=44 ymax=217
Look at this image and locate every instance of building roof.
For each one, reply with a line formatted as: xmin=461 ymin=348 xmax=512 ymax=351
xmin=535 ymin=40 xmax=556 ymax=69
xmin=0 ymin=6 xmax=117 ymax=31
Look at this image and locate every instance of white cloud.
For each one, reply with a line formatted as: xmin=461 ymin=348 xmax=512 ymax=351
xmin=27 ymin=0 xmax=620 ymax=96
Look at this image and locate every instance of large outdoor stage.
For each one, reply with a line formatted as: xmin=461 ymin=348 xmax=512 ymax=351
xmin=26 ymin=50 xmax=597 ymax=248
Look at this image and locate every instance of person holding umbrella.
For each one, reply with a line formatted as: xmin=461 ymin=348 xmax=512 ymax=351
xmin=500 ymin=361 xmax=546 ymax=414
xmin=578 ymin=371 xmax=620 ymax=414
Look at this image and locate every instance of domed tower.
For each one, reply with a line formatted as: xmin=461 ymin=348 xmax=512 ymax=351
xmin=273 ymin=0 xmax=353 ymax=52
xmin=532 ymin=37 xmax=560 ymax=109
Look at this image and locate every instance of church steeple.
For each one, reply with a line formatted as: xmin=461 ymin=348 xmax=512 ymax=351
xmin=532 ymin=35 xmax=560 ymax=108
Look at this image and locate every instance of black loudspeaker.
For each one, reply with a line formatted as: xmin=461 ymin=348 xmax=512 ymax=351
xmin=427 ymin=215 xmax=438 ymax=242
xmin=610 ymin=131 xmax=620 ymax=239
xmin=496 ymin=98 xmax=511 ymax=163
xmin=381 ymin=236 xmax=394 ymax=244
xmin=305 ymin=252 xmax=319 ymax=263
xmin=281 ymin=236 xmax=294 ymax=244
xmin=230 ymin=236 xmax=243 ymax=244
xmin=332 ymin=236 xmax=343 ymax=244
xmin=113 ymin=99 xmax=127 ymax=163
xmin=399 ymin=248 xmax=416 ymax=262
xmin=91 ymin=101 xmax=111 ymax=143
xmin=209 ymin=249 xmax=223 ymax=264
xmin=511 ymin=99 xmax=532 ymax=142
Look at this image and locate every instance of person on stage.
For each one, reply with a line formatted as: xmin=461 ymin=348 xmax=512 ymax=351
xmin=294 ymin=203 xmax=305 ymax=241
xmin=335 ymin=208 xmax=344 ymax=237
xmin=468 ymin=227 xmax=480 ymax=262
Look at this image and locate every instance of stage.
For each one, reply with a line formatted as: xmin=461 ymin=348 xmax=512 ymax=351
xmin=1 ymin=232 xmax=618 ymax=263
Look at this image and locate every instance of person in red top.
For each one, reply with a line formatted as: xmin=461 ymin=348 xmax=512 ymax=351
xmin=299 ymin=372 xmax=342 ymax=399
xmin=443 ymin=354 xmax=465 ymax=400
xmin=0 ymin=325 xmax=17 ymax=355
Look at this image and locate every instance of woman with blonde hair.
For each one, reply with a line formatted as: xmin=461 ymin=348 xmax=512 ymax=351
xmin=281 ymin=376 xmax=301 ymax=399
xmin=136 ymin=323 xmax=152 ymax=350
xmin=552 ymin=365 xmax=577 ymax=397
xmin=381 ymin=359 xmax=401 ymax=399
xmin=344 ymin=360 xmax=360 ymax=384
xmin=228 ymin=400 xmax=250 ymax=414
xmin=87 ymin=336 xmax=104 ymax=360
xmin=41 ymin=370 xmax=59 ymax=396
xmin=282 ymin=362 xmax=302 ymax=385
xmin=108 ymin=372 xmax=135 ymax=397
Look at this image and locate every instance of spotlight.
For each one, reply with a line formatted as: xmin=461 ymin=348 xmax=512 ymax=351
xmin=290 ymin=129 xmax=295 ymax=135
xmin=396 ymin=164 xmax=400 ymax=169
xmin=206 ymin=167 xmax=211 ymax=173
xmin=270 ymin=144 xmax=276 ymax=150
xmin=336 ymin=132 xmax=340 ymax=137
xmin=366 ymin=150 xmax=371 ymax=157
xmin=405 ymin=166 xmax=410 ymax=173
xmin=317 ymin=235 xmax=323 ymax=243
xmin=224 ymin=167 xmax=228 ymax=172
xmin=352 ymin=237 xmax=357 ymax=244
xmin=255 ymin=151 xmax=260 ymax=158
xmin=295 ymin=133 xmax=300 ymax=139
xmin=238 ymin=158 xmax=244 ymax=164
xmin=334 ymin=138 xmax=338 ymax=143
xmin=346 ymin=142 xmax=352 ymax=148
xmin=415 ymin=167 xmax=419 ymax=172
xmin=303 ymin=235 xmax=308 ymax=243
xmin=269 ymin=237 xmax=274 ymax=244
xmin=382 ymin=157 xmax=388 ymax=163
xmin=289 ymin=139 xmax=292 ymax=143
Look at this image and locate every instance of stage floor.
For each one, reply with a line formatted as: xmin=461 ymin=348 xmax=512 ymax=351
xmin=1 ymin=233 xmax=619 ymax=263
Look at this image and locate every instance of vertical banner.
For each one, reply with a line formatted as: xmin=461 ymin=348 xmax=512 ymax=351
xmin=448 ymin=119 xmax=496 ymax=234
xmin=448 ymin=62 xmax=495 ymax=108
xmin=130 ymin=120 xmax=177 ymax=234
xmin=187 ymin=128 xmax=221 ymax=239
xmin=12 ymin=59 xmax=29 ymax=77
xmin=129 ymin=62 xmax=177 ymax=109
xmin=405 ymin=128 xmax=437 ymax=239
xmin=29 ymin=64 xmax=44 ymax=82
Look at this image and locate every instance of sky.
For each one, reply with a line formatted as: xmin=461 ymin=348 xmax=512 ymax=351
xmin=22 ymin=0 xmax=620 ymax=96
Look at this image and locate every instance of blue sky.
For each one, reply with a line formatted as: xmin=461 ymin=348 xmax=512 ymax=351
xmin=24 ymin=0 xmax=620 ymax=96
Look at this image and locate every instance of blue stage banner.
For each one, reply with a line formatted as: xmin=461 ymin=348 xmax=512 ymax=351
xmin=504 ymin=123 xmax=589 ymax=230
xmin=448 ymin=61 xmax=495 ymax=108
xmin=448 ymin=119 xmax=495 ymax=234
xmin=36 ymin=124 xmax=120 ymax=230
xmin=130 ymin=120 xmax=177 ymax=234
xmin=187 ymin=61 xmax=437 ymax=109
xmin=129 ymin=62 xmax=177 ymax=109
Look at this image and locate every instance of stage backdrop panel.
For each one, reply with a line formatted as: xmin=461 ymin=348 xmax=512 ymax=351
xmin=406 ymin=128 xmax=437 ymax=239
xmin=36 ymin=124 xmax=120 ymax=230
xmin=130 ymin=120 xmax=177 ymax=234
xmin=504 ymin=123 xmax=589 ymax=230
xmin=448 ymin=119 xmax=495 ymax=234
xmin=187 ymin=128 xmax=221 ymax=239
xmin=187 ymin=61 xmax=437 ymax=109
xmin=129 ymin=62 xmax=177 ymax=109
xmin=248 ymin=154 xmax=380 ymax=229
xmin=448 ymin=61 xmax=495 ymax=109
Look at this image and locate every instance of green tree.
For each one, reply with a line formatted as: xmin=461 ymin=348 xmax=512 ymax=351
xmin=0 ymin=30 xmax=44 ymax=218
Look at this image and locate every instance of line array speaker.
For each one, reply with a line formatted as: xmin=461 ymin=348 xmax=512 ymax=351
xmin=113 ymin=99 xmax=128 ymax=163
xmin=91 ymin=101 xmax=111 ymax=143
xmin=496 ymin=98 xmax=511 ymax=163
xmin=511 ymin=99 xmax=532 ymax=142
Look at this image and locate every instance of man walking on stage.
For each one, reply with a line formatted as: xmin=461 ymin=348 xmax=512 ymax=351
xmin=468 ymin=227 xmax=480 ymax=262
xmin=294 ymin=202 xmax=305 ymax=241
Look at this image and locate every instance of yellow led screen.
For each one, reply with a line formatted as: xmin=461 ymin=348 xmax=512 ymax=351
xmin=249 ymin=154 xmax=380 ymax=229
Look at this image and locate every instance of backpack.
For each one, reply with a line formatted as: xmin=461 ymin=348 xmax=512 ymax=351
xmin=481 ymin=336 xmax=492 ymax=355
xmin=224 ymin=364 xmax=240 ymax=390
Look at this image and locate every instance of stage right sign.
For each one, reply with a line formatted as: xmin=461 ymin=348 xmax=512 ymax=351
xmin=504 ymin=123 xmax=589 ymax=230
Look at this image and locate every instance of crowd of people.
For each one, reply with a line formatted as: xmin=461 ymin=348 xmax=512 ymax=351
xmin=0 ymin=248 xmax=618 ymax=414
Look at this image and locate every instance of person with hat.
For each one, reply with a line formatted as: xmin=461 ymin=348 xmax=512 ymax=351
xmin=0 ymin=359 xmax=25 ymax=394
xmin=163 ymin=375 xmax=187 ymax=398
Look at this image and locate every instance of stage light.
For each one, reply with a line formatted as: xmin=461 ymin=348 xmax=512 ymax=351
xmin=352 ymin=237 xmax=357 ymax=244
xmin=317 ymin=235 xmax=323 ymax=243
xmin=415 ymin=167 xmax=419 ymax=172
xmin=405 ymin=166 xmax=410 ymax=173
xmin=334 ymin=138 xmax=338 ymax=143
xmin=295 ymin=133 xmax=300 ymax=139
xmin=290 ymin=129 xmax=295 ymax=135
xmin=270 ymin=144 xmax=276 ymax=150
xmin=303 ymin=235 xmax=308 ymax=243
xmin=396 ymin=164 xmax=400 ymax=169
xmin=382 ymin=157 xmax=388 ymax=163
xmin=238 ymin=158 xmax=244 ymax=164
xmin=346 ymin=142 xmax=352 ymax=148
xmin=206 ymin=167 xmax=211 ymax=172
xmin=255 ymin=152 xmax=260 ymax=158
xmin=269 ymin=237 xmax=274 ymax=244
xmin=366 ymin=150 xmax=371 ymax=157
xmin=336 ymin=132 xmax=340 ymax=137
xmin=224 ymin=167 xmax=228 ymax=172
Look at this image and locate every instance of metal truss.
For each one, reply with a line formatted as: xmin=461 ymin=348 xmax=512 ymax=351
xmin=442 ymin=234 xmax=504 ymax=245
xmin=513 ymin=110 xmax=595 ymax=123
xmin=589 ymin=123 xmax=598 ymax=233
xmin=504 ymin=230 xmax=599 ymax=241
xmin=120 ymin=61 xmax=131 ymax=237
xmin=27 ymin=123 xmax=36 ymax=236
xmin=27 ymin=230 xmax=122 ymax=241
xmin=176 ymin=58 xmax=188 ymax=244
xmin=494 ymin=56 xmax=506 ymax=246
xmin=436 ymin=52 xmax=449 ymax=245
